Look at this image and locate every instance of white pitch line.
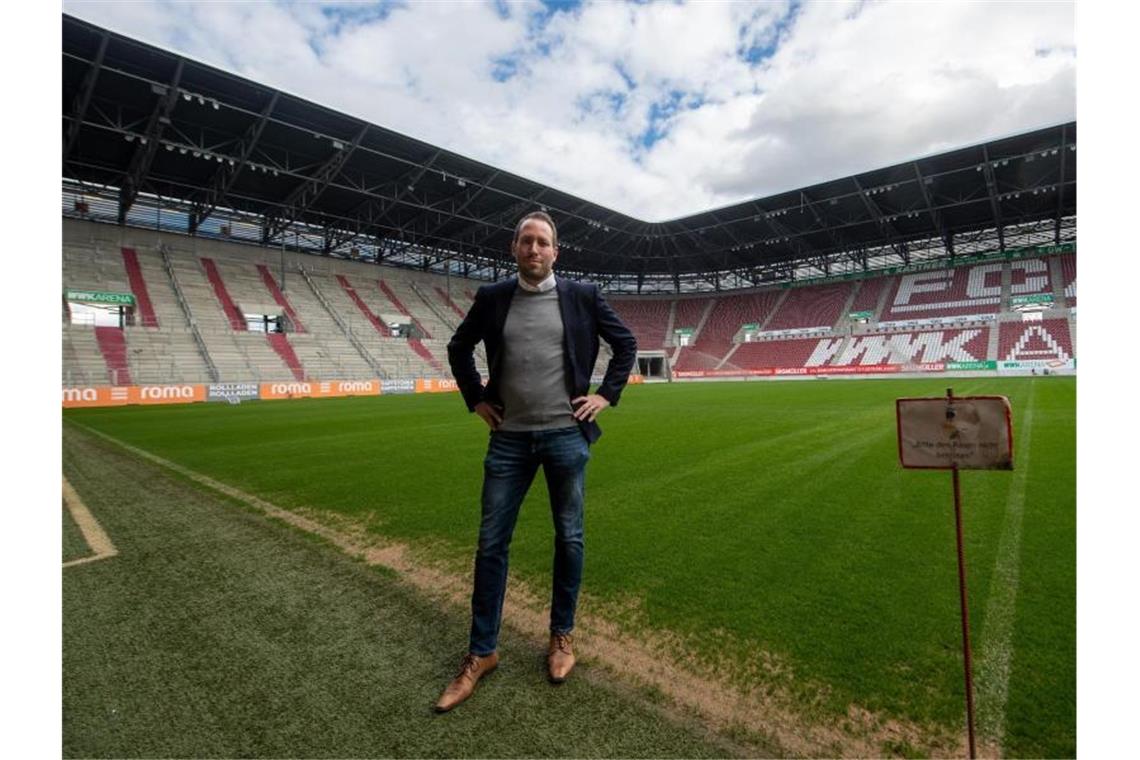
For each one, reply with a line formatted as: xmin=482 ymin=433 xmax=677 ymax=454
xmin=63 ymin=476 xmax=119 ymax=568
xmin=975 ymin=381 xmax=1035 ymax=752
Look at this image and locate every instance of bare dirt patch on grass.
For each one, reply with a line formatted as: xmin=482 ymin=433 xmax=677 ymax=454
xmin=72 ymin=422 xmax=967 ymax=758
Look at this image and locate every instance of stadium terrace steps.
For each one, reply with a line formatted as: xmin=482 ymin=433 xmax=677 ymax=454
xmin=94 ymin=326 xmax=132 ymax=385
xmin=611 ymin=298 xmax=673 ymax=350
xmin=64 ymin=241 xmax=133 ymax=296
xmin=336 ymin=275 xmax=390 ymax=336
xmin=435 ymin=285 xmax=468 ymax=319
xmin=882 ymin=263 xmax=1002 ymax=320
xmin=133 ymin=247 xmax=194 ymax=331
xmin=200 ymin=257 xmax=246 ymax=331
xmin=730 ymin=337 xmax=830 ymax=370
xmin=848 ymin=277 xmax=886 ymax=316
xmin=1059 ymin=253 xmax=1076 ymax=306
xmin=1008 ymin=257 xmax=1053 ymax=299
xmin=680 ymin=291 xmax=783 ymax=368
xmin=300 ymin=271 xmax=389 ymax=378
xmin=63 ymin=326 xmax=106 ymax=386
xmin=829 ymin=327 xmax=990 ymax=366
xmin=715 ymin=343 xmax=742 ymax=370
xmin=872 ymin=276 xmax=895 ymax=322
xmin=257 ymin=264 xmax=306 ymax=332
xmin=121 ymin=247 xmax=159 ymax=327
xmin=997 ymin=318 xmax=1073 ymax=362
xmin=286 ymin=277 xmax=377 ymax=380
xmin=266 ymin=333 xmax=306 ymax=381
xmin=124 ymin=326 xmax=212 ymax=383
xmin=671 ymin=297 xmax=711 ymax=341
xmin=60 ymin=219 xmax=1076 ymax=385
xmin=672 ymin=347 xmax=726 ymax=372
xmin=378 ymin=279 xmax=433 ymax=338
xmin=765 ymin=282 xmax=853 ymax=331
xmin=881 ymin=259 xmax=1056 ymax=322
xmin=164 ymin=252 xmax=250 ymax=380
xmin=987 ymin=320 xmax=1001 ymax=361
xmin=332 ymin=274 xmax=444 ymax=377
xmin=1048 ymin=257 xmax=1066 ymax=306
xmin=665 ymin=300 xmax=678 ymax=341
xmin=408 ymin=338 xmax=443 ymax=372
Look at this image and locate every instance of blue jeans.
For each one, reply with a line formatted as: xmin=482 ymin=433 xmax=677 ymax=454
xmin=469 ymin=426 xmax=590 ymax=655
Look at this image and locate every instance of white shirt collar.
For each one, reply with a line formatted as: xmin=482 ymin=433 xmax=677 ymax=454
xmin=517 ymin=272 xmax=557 ymax=293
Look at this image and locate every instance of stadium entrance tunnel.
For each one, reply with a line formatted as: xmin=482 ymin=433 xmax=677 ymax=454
xmin=637 ymin=353 xmax=668 ymax=379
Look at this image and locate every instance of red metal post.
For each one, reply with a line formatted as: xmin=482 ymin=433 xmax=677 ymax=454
xmin=948 ymin=388 xmax=977 ymax=759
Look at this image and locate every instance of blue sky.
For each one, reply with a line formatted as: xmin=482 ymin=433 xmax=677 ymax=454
xmin=61 ymin=0 xmax=1075 ymax=221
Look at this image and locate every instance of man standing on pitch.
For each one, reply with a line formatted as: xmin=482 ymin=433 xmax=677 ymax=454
xmin=437 ymin=211 xmax=637 ymax=712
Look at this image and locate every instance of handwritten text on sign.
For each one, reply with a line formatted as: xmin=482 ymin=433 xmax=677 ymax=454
xmin=896 ymin=396 xmax=1014 ymax=470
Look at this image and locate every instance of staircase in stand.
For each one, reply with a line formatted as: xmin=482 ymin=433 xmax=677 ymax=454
xmin=300 ymin=266 xmax=385 ymax=378
xmin=266 ymin=333 xmax=306 ymax=381
xmin=94 ymin=326 xmax=133 ymax=385
xmin=336 ymin=275 xmax=390 ymax=335
xmin=408 ymin=338 xmax=444 ymax=372
xmin=121 ymin=247 xmax=159 ymax=327
xmin=160 ymin=243 xmax=219 ymax=382
xmin=435 ymin=285 xmax=468 ymax=319
xmin=201 ymin=257 xmax=246 ymax=331
xmin=257 ymin=264 xmax=306 ymax=332
xmin=379 ymin=280 xmax=444 ymax=371
xmin=378 ymin=280 xmax=432 ymax=337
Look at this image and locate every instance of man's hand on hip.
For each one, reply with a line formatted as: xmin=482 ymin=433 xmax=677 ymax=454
xmin=474 ymin=401 xmax=503 ymax=430
xmin=571 ymin=394 xmax=610 ymax=423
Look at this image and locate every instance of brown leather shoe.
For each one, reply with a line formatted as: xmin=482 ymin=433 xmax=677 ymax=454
xmin=434 ymin=652 xmax=499 ymax=713
xmin=547 ymin=633 xmax=575 ymax=683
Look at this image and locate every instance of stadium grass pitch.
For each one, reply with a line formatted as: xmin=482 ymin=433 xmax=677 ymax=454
xmin=63 ymin=425 xmax=733 ymax=758
xmin=64 ymin=377 xmax=1075 ymax=758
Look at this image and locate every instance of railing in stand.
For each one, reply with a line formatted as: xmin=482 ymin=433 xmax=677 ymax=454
xmin=299 ymin=264 xmax=387 ymax=379
xmin=160 ymin=243 xmax=219 ymax=383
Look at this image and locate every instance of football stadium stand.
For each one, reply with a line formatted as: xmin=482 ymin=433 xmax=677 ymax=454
xmin=63 ymin=215 xmax=1077 ymax=385
xmin=764 ymin=281 xmax=854 ymax=331
xmin=881 ymin=262 xmax=1004 ymax=322
xmin=61 ymin=16 xmax=1075 ymax=393
xmin=610 ymin=298 xmax=672 ymax=351
xmin=998 ymin=318 xmax=1073 ymax=363
xmin=1008 ymin=257 xmax=1053 ymax=297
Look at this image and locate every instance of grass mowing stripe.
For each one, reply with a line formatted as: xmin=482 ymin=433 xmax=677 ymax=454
xmin=975 ymin=381 xmax=1034 ymax=753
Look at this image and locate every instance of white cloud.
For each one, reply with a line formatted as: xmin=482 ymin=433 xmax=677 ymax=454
xmin=62 ymin=0 xmax=1075 ymax=221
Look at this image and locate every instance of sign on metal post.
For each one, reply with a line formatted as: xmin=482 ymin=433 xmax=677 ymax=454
xmin=896 ymin=389 xmax=1015 ymax=759
xmin=897 ymin=393 xmax=1013 ymax=470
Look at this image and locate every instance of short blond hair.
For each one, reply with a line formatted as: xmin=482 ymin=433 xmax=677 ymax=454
xmin=513 ymin=211 xmax=558 ymax=249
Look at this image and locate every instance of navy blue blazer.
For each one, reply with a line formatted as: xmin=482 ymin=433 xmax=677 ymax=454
xmin=447 ymin=276 xmax=638 ymax=444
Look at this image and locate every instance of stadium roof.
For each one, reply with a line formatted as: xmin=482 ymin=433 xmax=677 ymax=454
xmin=63 ymin=13 xmax=1076 ymax=292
